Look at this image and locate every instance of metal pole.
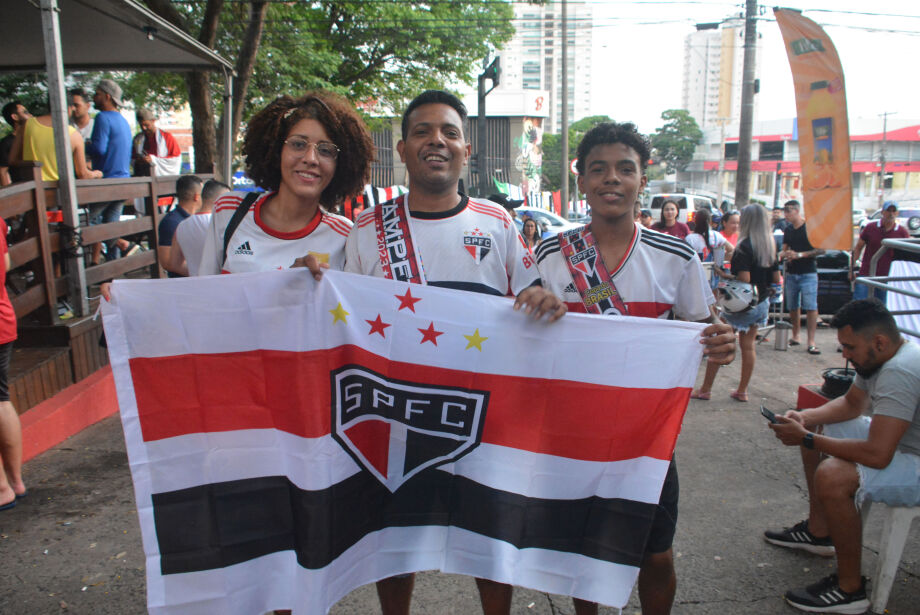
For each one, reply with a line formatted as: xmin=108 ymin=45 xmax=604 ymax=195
xmin=40 ymin=0 xmax=88 ymax=317
xmin=223 ymin=70 xmax=233 ymax=183
xmin=560 ymin=0 xmax=569 ymax=218
xmin=478 ymin=64 xmax=488 ymax=196
xmin=716 ymin=118 xmax=726 ymax=210
xmin=773 ymin=161 xmax=782 ymax=209
xmin=733 ymin=0 xmax=758 ymax=210
xmin=877 ymin=111 xmax=894 ymax=210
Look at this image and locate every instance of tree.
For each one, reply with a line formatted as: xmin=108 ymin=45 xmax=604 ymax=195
xmin=540 ymin=115 xmax=612 ymax=193
xmin=650 ymin=109 xmax=702 ymax=175
xmin=139 ymin=1 xmax=515 ymax=177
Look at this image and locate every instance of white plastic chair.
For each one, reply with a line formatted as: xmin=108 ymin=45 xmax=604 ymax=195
xmin=861 ymin=500 xmax=920 ymax=613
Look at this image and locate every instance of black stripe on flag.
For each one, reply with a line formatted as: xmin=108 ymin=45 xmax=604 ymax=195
xmin=153 ymin=470 xmax=656 ymax=575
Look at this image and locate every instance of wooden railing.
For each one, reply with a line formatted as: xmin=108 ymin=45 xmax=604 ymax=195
xmin=1 ymin=163 xmax=210 ymax=324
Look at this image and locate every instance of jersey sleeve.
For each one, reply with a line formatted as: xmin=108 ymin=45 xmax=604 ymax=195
xmin=674 ymin=253 xmax=714 ymax=321
xmin=505 ymin=217 xmax=541 ymax=295
xmin=344 ymin=212 xmax=376 ymax=276
xmin=198 ymin=197 xmax=241 ymax=276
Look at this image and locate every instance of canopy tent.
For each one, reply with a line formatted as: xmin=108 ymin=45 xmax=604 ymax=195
xmin=2 ymin=0 xmax=233 ymax=316
xmin=2 ymin=0 xmax=234 ymax=73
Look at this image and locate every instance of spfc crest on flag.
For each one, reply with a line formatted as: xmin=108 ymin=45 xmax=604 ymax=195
xmin=463 ymin=229 xmax=493 ymax=263
xmin=331 ymin=366 xmax=488 ymax=492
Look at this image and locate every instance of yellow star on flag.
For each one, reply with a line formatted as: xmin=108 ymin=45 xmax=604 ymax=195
xmin=329 ymin=302 xmax=349 ymax=324
xmin=463 ymin=328 xmax=488 ymax=351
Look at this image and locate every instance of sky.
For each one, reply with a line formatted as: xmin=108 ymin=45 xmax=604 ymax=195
xmin=584 ymin=0 xmax=920 ymax=133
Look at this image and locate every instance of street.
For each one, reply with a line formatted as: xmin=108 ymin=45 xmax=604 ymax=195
xmin=1 ymin=326 xmax=918 ymax=614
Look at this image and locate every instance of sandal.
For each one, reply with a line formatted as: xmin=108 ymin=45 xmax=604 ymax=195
xmin=730 ymin=391 xmax=749 ymax=402
xmin=788 ymin=339 xmax=801 ymax=346
xmin=808 ymin=346 xmax=821 ymax=355
xmin=690 ymin=390 xmax=711 ymax=401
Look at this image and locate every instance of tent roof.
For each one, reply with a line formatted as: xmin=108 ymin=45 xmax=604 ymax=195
xmin=2 ymin=0 xmax=233 ymax=73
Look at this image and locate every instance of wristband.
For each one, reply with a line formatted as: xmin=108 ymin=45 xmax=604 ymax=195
xmin=802 ymin=432 xmax=815 ymax=450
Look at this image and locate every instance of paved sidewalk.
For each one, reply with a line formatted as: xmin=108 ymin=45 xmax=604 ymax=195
xmin=1 ymin=326 xmax=918 ymax=614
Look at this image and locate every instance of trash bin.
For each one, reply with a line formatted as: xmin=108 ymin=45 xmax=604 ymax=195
xmin=774 ymin=320 xmax=793 ymax=351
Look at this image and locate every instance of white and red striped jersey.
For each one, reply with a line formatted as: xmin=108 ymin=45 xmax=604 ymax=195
xmin=345 ymin=194 xmax=539 ymax=296
xmin=535 ymin=223 xmax=714 ymax=320
xmin=198 ymin=191 xmax=352 ymax=275
xmin=174 ymin=213 xmax=211 ymax=277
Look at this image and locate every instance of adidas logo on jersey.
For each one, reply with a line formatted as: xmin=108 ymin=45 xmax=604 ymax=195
xmin=234 ymin=241 xmax=254 ymax=256
xmin=563 ymin=282 xmax=576 ymax=293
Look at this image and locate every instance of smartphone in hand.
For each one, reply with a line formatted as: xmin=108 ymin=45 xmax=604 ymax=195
xmin=760 ymin=400 xmax=779 ymax=424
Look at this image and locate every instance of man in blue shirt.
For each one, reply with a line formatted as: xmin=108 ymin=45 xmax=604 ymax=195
xmin=86 ymin=79 xmax=135 ymax=263
xmin=157 ymin=175 xmax=202 ymax=278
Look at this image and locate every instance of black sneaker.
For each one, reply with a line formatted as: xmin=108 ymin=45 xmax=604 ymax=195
xmin=785 ymin=574 xmax=869 ymax=614
xmin=764 ymin=520 xmax=834 ymax=556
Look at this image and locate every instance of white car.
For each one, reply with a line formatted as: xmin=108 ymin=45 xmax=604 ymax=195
xmin=515 ymin=206 xmax=583 ymax=238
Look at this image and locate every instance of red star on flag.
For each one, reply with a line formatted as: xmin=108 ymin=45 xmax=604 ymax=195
xmin=418 ymin=322 xmax=444 ymax=346
xmin=395 ymin=288 xmax=422 ymax=312
xmin=366 ymin=314 xmax=391 ymax=337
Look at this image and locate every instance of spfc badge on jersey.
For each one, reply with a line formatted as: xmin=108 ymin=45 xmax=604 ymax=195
xmin=331 ymin=366 xmax=488 ymax=492
xmin=463 ymin=229 xmax=493 ymax=263
xmin=568 ymin=244 xmax=597 ymax=276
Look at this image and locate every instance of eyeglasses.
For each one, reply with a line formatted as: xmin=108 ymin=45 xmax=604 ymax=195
xmin=283 ymin=138 xmax=339 ymax=160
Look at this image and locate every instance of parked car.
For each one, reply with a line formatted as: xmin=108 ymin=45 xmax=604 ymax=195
xmin=859 ymin=207 xmax=920 ymax=237
xmin=649 ymin=193 xmax=715 ymax=225
xmin=514 ymin=206 xmax=582 ymax=239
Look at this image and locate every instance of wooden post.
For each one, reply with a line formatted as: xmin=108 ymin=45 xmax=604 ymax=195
xmin=29 ymin=165 xmax=58 ymax=324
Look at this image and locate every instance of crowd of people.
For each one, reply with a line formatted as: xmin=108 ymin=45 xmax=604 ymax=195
xmin=3 ymin=82 xmax=919 ymax=615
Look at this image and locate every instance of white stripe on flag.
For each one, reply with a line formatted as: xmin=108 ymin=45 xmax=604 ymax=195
xmin=147 ymin=526 xmax=638 ymax=614
xmin=137 ymin=430 xmax=668 ymax=503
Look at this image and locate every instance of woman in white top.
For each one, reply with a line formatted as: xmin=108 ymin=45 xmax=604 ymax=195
xmin=685 ymin=208 xmax=733 ymax=296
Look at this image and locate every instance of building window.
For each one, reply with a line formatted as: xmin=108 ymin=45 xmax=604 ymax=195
xmin=759 ymin=141 xmax=784 ymax=161
xmin=724 ymin=143 xmax=738 ymax=160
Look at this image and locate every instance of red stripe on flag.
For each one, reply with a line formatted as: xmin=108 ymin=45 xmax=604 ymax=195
xmin=129 ymin=346 xmax=687 ymax=461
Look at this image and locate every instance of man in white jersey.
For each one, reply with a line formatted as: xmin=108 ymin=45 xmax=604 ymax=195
xmin=167 ymin=179 xmax=229 ymax=276
xmin=535 ymin=122 xmax=735 ymax=615
xmin=766 ymin=299 xmax=920 ymax=614
xmin=305 ymin=89 xmax=565 ymax=615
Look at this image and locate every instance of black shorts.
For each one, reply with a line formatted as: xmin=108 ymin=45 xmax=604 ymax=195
xmin=645 ymin=458 xmax=678 ymax=555
xmin=0 ymin=341 xmax=12 ymax=402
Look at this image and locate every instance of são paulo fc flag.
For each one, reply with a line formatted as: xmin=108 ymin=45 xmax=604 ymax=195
xmin=101 ymin=270 xmax=705 ymax=615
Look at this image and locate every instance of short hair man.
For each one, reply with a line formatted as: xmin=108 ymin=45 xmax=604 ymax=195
xmin=852 ymin=201 xmax=909 ymax=304
xmin=535 ymin=121 xmax=735 ymax=615
xmin=639 ymin=207 xmax=654 ymax=228
xmin=86 ymin=79 xmax=134 ymax=264
xmin=157 ymin=175 xmax=203 ymax=277
xmin=766 ymin=299 xmax=920 ymax=613
xmin=167 ymin=179 xmax=229 ymax=277
xmin=67 ymin=88 xmax=94 ymax=142
xmin=306 ymin=89 xmax=565 ymax=615
xmin=781 ymin=199 xmax=824 ymax=354
xmin=1 ymin=101 xmax=31 ymax=186
xmin=133 ymin=108 xmax=182 ymax=177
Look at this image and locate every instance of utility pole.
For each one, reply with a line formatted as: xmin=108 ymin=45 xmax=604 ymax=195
xmin=877 ymin=111 xmax=895 ymax=209
xmin=477 ymin=56 xmax=501 ymax=196
xmin=560 ymin=0 xmax=569 ymax=218
xmin=734 ymin=0 xmax=758 ymax=210
xmin=716 ymin=117 xmax=728 ymax=210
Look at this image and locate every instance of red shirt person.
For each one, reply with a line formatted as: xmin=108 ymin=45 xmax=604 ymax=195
xmin=852 ymin=201 xmax=909 ymax=302
xmin=651 ymin=199 xmax=691 ymax=239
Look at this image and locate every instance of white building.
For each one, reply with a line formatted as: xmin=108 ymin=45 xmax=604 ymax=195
xmin=682 ymin=18 xmax=759 ymax=129
xmin=489 ymin=1 xmax=593 ymax=134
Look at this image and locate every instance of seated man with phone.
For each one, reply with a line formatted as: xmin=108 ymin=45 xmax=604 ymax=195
xmin=764 ymin=299 xmax=920 ymax=614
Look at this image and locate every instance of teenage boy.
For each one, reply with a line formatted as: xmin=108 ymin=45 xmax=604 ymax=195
xmin=534 ymin=122 xmax=736 ymax=615
xmin=303 ymin=90 xmax=565 ymax=615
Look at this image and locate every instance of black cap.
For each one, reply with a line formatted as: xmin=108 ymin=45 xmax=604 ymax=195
xmin=640 ymin=208 xmax=652 ymax=217
xmin=487 ymin=193 xmax=525 ymax=210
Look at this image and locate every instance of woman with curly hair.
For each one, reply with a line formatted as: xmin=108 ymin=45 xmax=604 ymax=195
xmin=198 ymin=91 xmax=374 ymax=275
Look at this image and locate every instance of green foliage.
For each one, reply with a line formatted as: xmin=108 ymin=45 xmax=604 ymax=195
xmin=0 ymin=74 xmax=51 ymax=126
xmin=540 ymin=115 xmax=613 ymax=192
xmin=650 ymin=109 xmax=702 ymax=174
xmin=131 ymin=1 xmax=514 ymax=127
